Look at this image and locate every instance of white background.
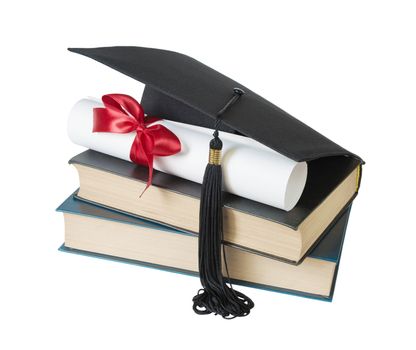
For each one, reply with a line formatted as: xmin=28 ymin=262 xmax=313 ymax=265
xmin=1 ymin=1 xmax=415 ymax=349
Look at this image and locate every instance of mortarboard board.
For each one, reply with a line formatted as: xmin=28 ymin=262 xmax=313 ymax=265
xmin=68 ymin=46 xmax=364 ymax=318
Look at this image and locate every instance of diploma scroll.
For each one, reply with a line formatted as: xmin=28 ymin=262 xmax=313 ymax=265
xmin=68 ymin=98 xmax=308 ymax=211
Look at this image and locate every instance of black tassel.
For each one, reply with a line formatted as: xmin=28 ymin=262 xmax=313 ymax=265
xmin=192 ymin=88 xmax=254 ymax=319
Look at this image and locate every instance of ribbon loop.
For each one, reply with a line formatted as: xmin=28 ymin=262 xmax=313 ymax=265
xmin=93 ymin=94 xmax=181 ymax=193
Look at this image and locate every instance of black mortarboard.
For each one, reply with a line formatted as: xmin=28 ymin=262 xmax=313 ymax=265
xmin=69 ymin=46 xmax=364 ymax=318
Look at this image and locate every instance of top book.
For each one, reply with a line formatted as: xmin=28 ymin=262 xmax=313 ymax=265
xmin=71 ymin=150 xmax=359 ymax=264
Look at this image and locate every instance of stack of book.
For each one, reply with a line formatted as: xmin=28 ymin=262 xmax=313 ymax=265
xmin=57 ymin=149 xmax=360 ymax=300
xmin=58 ymin=46 xmax=363 ymax=304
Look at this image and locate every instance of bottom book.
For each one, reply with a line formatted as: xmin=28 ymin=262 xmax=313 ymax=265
xmin=57 ymin=194 xmax=352 ymax=301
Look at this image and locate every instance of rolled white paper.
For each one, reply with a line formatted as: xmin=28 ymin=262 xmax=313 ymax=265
xmin=68 ymin=98 xmax=307 ymax=211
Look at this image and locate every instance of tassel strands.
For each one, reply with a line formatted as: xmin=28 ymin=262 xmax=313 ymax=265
xmin=192 ymin=88 xmax=254 ymax=319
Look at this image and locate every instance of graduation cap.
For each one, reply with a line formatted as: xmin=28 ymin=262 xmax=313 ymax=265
xmin=69 ymin=46 xmax=363 ymax=318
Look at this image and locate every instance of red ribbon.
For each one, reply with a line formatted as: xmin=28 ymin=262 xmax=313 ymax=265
xmin=93 ymin=94 xmax=181 ymax=194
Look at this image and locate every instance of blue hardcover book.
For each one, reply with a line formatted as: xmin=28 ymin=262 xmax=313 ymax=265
xmin=57 ymin=194 xmax=351 ymax=301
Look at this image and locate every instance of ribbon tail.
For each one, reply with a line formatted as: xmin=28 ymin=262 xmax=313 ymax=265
xmin=130 ymin=132 xmax=155 ymax=197
xmin=139 ymin=155 xmax=154 ymax=198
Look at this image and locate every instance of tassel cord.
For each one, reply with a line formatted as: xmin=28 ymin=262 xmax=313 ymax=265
xmin=192 ymin=87 xmax=254 ymax=319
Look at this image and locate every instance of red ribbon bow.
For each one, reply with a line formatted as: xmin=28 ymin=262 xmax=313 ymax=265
xmin=93 ymin=94 xmax=181 ymax=194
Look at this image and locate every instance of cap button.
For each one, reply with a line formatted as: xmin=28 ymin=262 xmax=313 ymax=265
xmin=233 ymin=87 xmax=245 ymax=95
